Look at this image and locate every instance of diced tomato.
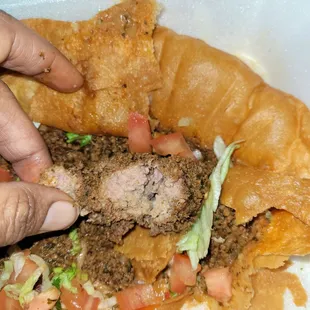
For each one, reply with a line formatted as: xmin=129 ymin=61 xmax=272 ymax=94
xmin=169 ymin=272 xmax=187 ymax=295
xmin=128 ymin=112 xmax=152 ymax=153
xmin=83 ymin=295 xmax=100 ymax=310
xmin=60 ymin=281 xmax=88 ymax=309
xmin=150 ymin=133 xmax=195 ymax=159
xmin=0 ymin=290 xmax=22 ymax=310
xmin=169 ymin=254 xmax=201 ymax=294
xmin=202 ymin=267 xmax=232 ymax=303
xmin=116 ymin=284 xmax=163 ymax=310
xmin=61 ymin=280 xmax=100 ymax=310
xmin=0 ymin=167 xmax=12 ymax=182
xmin=28 ymin=287 xmax=60 ymax=310
xmin=9 ymin=257 xmax=38 ymax=284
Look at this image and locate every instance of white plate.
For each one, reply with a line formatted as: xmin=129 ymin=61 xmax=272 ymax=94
xmin=1 ymin=1 xmax=310 ymax=308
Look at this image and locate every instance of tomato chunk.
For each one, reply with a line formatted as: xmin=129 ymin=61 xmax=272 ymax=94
xmin=128 ymin=112 xmax=152 ymax=153
xmin=60 ymin=281 xmax=87 ymax=309
xmin=116 ymin=284 xmax=162 ymax=310
xmin=150 ymin=133 xmax=195 ymax=159
xmin=61 ymin=280 xmax=100 ymax=310
xmin=0 ymin=167 xmax=12 ymax=182
xmin=0 ymin=290 xmax=22 ymax=310
xmin=28 ymin=287 xmax=60 ymax=310
xmin=84 ymin=296 xmax=100 ymax=310
xmin=169 ymin=254 xmax=201 ymax=294
xmin=202 ymin=267 xmax=232 ymax=303
xmin=9 ymin=257 xmax=38 ymax=285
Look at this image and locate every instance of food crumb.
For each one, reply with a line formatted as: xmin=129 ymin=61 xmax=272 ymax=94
xmin=44 ymin=67 xmax=51 ymax=73
xmin=39 ymin=51 xmax=45 ymax=60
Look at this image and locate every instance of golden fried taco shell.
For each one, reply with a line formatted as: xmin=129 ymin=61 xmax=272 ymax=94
xmin=1 ymin=0 xmax=161 ymax=136
xmin=227 ymin=211 xmax=310 ymax=310
xmin=151 ymin=27 xmax=310 ymax=179
xmin=221 ymin=165 xmax=310 ymax=226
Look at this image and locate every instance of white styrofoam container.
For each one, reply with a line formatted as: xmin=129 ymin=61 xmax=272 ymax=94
xmin=1 ymin=1 xmax=310 ymax=309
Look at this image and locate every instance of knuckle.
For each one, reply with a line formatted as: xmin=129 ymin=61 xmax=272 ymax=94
xmin=0 ymin=82 xmax=18 ymax=134
xmin=0 ymin=185 xmax=36 ymax=246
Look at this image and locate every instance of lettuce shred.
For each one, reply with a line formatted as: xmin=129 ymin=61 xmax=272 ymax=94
xmin=69 ymin=228 xmax=82 ymax=255
xmin=0 ymin=261 xmax=13 ymax=290
xmin=66 ymin=133 xmax=92 ymax=147
xmin=177 ymin=137 xmax=240 ymax=269
xmin=19 ymin=267 xmax=43 ymax=306
xmin=52 ymin=264 xmax=78 ymax=294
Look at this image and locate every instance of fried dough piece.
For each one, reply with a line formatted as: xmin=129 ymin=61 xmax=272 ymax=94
xmin=227 ymin=211 xmax=310 ymax=310
xmin=115 ymin=226 xmax=180 ymax=283
xmin=221 ymin=165 xmax=310 ymax=225
xmin=250 ymin=268 xmax=307 ymax=310
xmin=1 ymin=0 xmax=161 ymax=136
xmin=151 ymin=27 xmax=310 ymax=179
xmin=233 ymin=85 xmax=310 ymax=178
xmin=151 ymin=26 xmax=263 ymax=148
xmin=4 ymin=75 xmax=150 ymax=136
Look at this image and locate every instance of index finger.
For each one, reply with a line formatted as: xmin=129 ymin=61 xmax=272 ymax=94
xmin=0 ymin=10 xmax=83 ymax=92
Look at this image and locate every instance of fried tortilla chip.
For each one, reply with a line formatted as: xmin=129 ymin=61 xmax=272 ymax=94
xmin=221 ymin=165 xmax=310 ymax=226
xmin=250 ymin=268 xmax=307 ymax=310
xmin=254 ymin=211 xmax=310 ymax=257
xmin=5 ymin=74 xmax=150 ymax=136
xmin=151 ymin=27 xmax=310 ymax=179
xmin=115 ymin=226 xmax=180 ymax=283
xmin=227 ymin=211 xmax=310 ymax=310
xmin=1 ymin=0 xmax=161 ymax=136
xmin=151 ymin=26 xmax=263 ymax=148
xmin=233 ymin=86 xmax=310 ymax=178
xmin=158 ymin=291 xmax=220 ymax=310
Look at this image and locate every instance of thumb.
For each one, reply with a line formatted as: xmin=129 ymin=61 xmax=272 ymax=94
xmin=0 ymin=181 xmax=79 ymax=246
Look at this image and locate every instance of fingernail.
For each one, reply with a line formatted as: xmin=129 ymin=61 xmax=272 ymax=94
xmin=40 ymin=201 xmax=79 ymax=233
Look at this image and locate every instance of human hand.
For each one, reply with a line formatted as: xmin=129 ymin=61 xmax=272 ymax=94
xmin=0 ymin=11 xmax=83 ymax=246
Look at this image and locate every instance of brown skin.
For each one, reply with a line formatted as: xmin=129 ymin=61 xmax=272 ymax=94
xmin=0 ymin=11 xmax=83 ymax=246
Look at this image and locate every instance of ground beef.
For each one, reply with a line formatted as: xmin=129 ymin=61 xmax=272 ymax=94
xmin=202 ymin=205 xmax=262 ymax=268
xmin=39 ymin=126 xmax=217 ymax=239
xmin=81 ymin=247 xmax=134 ymax=291
xmin=39 ymin=125 xmax=129 ymax=166
xmin=28 ymin=221 xmax=135 ymax=291
xmin=30 ymin=233 xmax=76 ymax=269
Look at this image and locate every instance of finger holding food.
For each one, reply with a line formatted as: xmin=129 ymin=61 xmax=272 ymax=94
xmin=0 ymin=181 xmax=77 ymax=246
xmin=0 ymin=10 xmax=83 ymax=92
xmin=0 ymin=10 xmax=82 ymax=248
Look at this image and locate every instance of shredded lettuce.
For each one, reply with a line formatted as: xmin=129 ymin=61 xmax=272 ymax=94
xmin=10 ymin=252 xmax=26 ymax=281
xmin=3 ymin=267 xmax=42 ymax=305
xmin=83 ymin=280 xmax=95 ymax=296
xmin=19 ymin=267 xmax=43 ymax=306
xmin=29 ymin=254 xmax=52 ymax=291
xmin=52 ymin=264 xmax=78 ymax=294
xmin=213 ymin=136 xmax=226 ymax=160
xmin=66 ymin=133 xmax=92 ymax=147
xmin=4 ymin=283 xmax=22 ymax=300
xmin=69 ymin=229 xmax=82 ymax=255
xmin=177 ymin=137 xmax=240 ymax=269
xmin=0 ymin=261 xmax=13 ymax=290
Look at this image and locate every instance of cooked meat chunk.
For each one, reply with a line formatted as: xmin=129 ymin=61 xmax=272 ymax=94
xmin=39 ymin=126 xmax=217 ymax=237
xmin=41 ymin=153 xmax=214 ymax=236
